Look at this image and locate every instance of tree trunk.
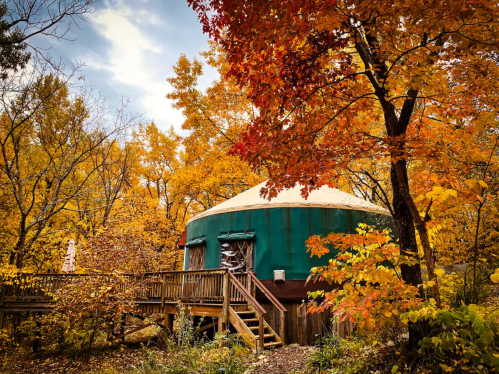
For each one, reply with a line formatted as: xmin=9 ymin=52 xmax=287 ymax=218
xmin=10 ymin=232 xmax=26 ymax=269
xmin=390 ymin=162 xmax=425 ymax=348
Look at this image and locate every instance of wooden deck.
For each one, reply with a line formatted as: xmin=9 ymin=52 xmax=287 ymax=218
xmin=0 ymin=269 xmax=287 ymax=350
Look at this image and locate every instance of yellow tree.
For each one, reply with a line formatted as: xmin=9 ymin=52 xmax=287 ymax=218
xmin=0 ymin=74 xmax=130 ymax=269
xmin=167 ymin=47 xmax=264 ymax=214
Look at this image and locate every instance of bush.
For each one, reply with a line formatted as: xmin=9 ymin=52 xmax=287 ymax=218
xmin=131 ymin=332 xmax=249 ymax=374
xmin=441 ymin=264 xmax=494 ymax=308
xmin=42 ymin=274 xmax=138 ymax=352
xmin=418 ymin=305 xmax=499 ymax=372
xmin=306 ymin=332 xmax=372 ymax=374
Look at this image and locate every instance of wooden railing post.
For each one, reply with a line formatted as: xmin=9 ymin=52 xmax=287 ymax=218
xmin=279 ymin=310 xmax=286 ymax=345
xmin=33 ymin=311 xmax=42 ymax=353
xmin=258 ymin=313 xmax=264 ymax=350
xmin=161 ymin=274 xmax=166 ymax=308
xmin=247 ymin=272 xmax=287 ymax=346
xmin=222 ymin=270 xmax=230 ymax=330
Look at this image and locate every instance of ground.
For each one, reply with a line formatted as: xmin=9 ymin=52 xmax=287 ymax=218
xmin=0 ymin=347 xmax=144 ymax=374
xmin=247 ymin=344 xmax=316 ymax=374
xmin=0 ymin=344 xmax=315 ymax=374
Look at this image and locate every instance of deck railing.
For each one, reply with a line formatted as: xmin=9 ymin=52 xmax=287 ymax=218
xmin=0 ymin=269 xmax=253 ymax=308
xmin=0 ymin=269 xmax=285 ymax=347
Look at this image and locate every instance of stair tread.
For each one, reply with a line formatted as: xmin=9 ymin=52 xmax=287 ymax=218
xmin=255 ymin=334 xmax=274 ymax=339
xmin=236 ymin=311 xmax=255 ymax=315
xmin=249 ymin=326 xmax=268 ymax=330
xmin=264 ymin=342 xmax=282 ymax=347
xmin=242 ymin=318 xmax=259 ymax=322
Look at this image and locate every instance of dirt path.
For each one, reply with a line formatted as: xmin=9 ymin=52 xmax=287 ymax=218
xmin=247 ymin=345 xmax=316 ymax=374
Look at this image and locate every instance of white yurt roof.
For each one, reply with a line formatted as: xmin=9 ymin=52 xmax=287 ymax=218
xmin=188 ymin=181 xmax=390 ymax=223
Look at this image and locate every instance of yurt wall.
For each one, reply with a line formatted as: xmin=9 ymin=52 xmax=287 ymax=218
xmin=185 ymin=207 xmax=392 ymax=280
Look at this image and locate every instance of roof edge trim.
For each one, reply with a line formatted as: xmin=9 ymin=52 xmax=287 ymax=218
xmin=188 ymin=202 xmax=390 ymax=224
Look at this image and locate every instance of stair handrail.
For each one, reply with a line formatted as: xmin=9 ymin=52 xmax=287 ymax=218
xmin=248 ymin=271 xmax=287 ymax=345
xmin=248 ymin=272 xmax=287 ymax=313
xmin=228 ymin=272 xmax=266 ymax=316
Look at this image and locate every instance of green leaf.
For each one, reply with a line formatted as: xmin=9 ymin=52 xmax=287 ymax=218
xmin=481 ymin=352 xmax=492 ymax=366
xmin=474 ymin=338 xmax=486 ymax=351
xmin=458 ymin=328 xmax=472 ymax=340
xmin=463 ymin=350 xmax=475 ymax=360
xmin=451 ymin=311 xmax=466 ymax=322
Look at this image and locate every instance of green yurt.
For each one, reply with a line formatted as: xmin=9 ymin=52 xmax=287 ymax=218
xmin=183 ymin=181 xmax=391 ymax=303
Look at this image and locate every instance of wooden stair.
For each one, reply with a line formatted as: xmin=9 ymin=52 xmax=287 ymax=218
xmin=228 ymin=306 xmax=282 ymax=350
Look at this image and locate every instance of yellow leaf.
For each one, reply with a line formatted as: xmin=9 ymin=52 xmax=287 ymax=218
xmin=445 ymin=189 xmax=457 ymax=198
xmin=434 ymin=268 xmax=445 ymax=277
xmin=408 ymin=311 xmax=420 ymax=323
xmin=491 ymin=270 xmax=499 ymax=284
xmin=479 ymin=180 xmax=488 ymax=188
xmin=366 ymin=319 xmax=375 ymax=330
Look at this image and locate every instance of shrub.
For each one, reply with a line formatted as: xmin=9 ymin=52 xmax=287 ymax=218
xmin=132 ymin=332 xmax=249 ymax=374
xmin=42 ymin=274 xmax=138 ymax=352
xmin=306 ymin=332 xmax=372 ymax=373
xmin=306 ymin=225 xmax=423 ymax=332
xmin=417 ymin=306 xmax=499 ymax=372
xmin=440 ymin=264 xmax=494 ymax=308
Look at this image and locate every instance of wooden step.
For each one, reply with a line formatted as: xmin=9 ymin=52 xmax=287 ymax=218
xmin=264 ymin=342 xmax=282 ymax=348
xmin=249 ymin=325 xmax=268 ymax=331
xmin=242 ymin=318 xmax=259 ymax=322
xmin=255 ymin=333 xmax=274 ymax=339
xmin=236 ymin=311 xmax=255 ymax=315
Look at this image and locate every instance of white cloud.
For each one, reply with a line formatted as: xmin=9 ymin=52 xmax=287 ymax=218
xmin=84 ymin=0 xmax=185 ymax=131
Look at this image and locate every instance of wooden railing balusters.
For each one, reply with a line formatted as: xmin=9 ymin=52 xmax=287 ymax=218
xmin=0 ymin=268 xmax=286 ymax=346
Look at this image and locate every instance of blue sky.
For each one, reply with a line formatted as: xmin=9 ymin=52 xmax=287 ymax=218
xmin=41 ymin=0 xmax=218 ymax=133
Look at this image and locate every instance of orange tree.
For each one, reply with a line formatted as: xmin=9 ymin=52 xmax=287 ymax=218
xmin=167 ymin=46 xmax=264 ymax=213
xmin=189 ymin=0 xmax=499 ymax=344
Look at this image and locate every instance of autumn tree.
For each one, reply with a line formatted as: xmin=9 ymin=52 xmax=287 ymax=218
xmin=79 ymin=199 xmax=183 ymax=273
xmin=131 ymin=122 xmax=190 ymax=252
xmin=0 ymin=0 xmax=94 ymax=76
xmin=189 ymin=0 xmax=499 ymax=344
xmin=69 ymin=133 xmax=136 ymax=241
xmin=167 ymin=46 xmax=264 ymax=213
xmin=0 ymin=74 xmax=133 ymax=269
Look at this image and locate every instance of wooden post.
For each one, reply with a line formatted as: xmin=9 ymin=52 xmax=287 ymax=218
xmin=247 ymin=273 xmax=253 ymax=297
xmin=279 ymin=310 xmax=286 ymax=346
xmin=161 ymin=275 xmax=166 ymax=308
xmin=33 ymin=312 xmax=42 ymax=353
xmin=218 ymin=317 xmax=223 ymax=334
xmin=163 ymin=311 xmax=173 ymax=335
xmin=222 ymin=271 xmax=230 ymax=329
xmin=258 ymin=313 xmax=264 ymax=351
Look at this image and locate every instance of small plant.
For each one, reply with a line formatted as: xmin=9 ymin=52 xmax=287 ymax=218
xmin=173 ymin=302 xmax=204 ymax=347
xmin=131 ymin=348 xmax=166 ymax=374
xmin=131 ymin=331 xmax=249 ymax=374
xmin=416 ymin=305 xmax=499 ymax=372
xmin=307 ymin=332 xmax=345 ymax=372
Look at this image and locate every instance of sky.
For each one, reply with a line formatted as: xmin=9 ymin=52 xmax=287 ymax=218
xmin=40 ymin=0 xmax=218 ymax=133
